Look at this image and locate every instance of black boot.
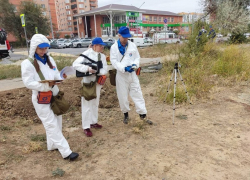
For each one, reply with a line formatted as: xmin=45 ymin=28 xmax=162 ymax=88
xmin=123 ymin=112 xmax=129 ymax=124
xmin=64 ymin=152 xmax=79 ymax=161
xmin=139 ymin=114 xmax=153 ymax=125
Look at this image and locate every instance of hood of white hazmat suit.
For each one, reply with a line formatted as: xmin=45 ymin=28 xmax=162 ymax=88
xmin=29 ymin=34 xmax=50 ymax=59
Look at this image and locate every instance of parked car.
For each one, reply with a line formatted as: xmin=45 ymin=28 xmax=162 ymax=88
xmin=105 ymin=38 xmax=115 ymax=43
xmin=73 ymin=39 xmax=92 ymax=48
xmin=49 ymin=41 xmax=63 ymax=49
xmin=64 ymin=39 xmax=73 ymax=48
xmin=56 ymin=39 xmax=66 ymax=48
xmin=103 ymin=41 xmax=115 ymax=50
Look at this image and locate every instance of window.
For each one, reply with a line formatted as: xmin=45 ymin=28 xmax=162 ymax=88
xmin=149 ymin=16 xmax=152 ymax=22
xmin=74 ymin=27 xmax=77 ymax=31
xmin=67 ymin=11 xmax=71 ymax=15
xmin=65 ymin=5 xmax=69 ymax=9
xmin=121 ymin=15 xmax=126 ymax=23
xmin=171 ymin=17 xmax=174 ymax=22
xmin=90 ymin=1 xmax=95 ymax=4
xmin=167 ymin=17 xmax=170 ymax=22
xmin=154 ymin=16 xmax=157 ymax=22
xmin=80 ymin=10 xmax=84 ymax=13
xmin=68 ymin=22 xmax=72 ymax=25
xmin=67 ymin=16 xmax=71 ymax=20
xmin=158 ymin=17 xmax=162 ymax=22
xmin=69 ymin=27 xmax=72 ymax=31
xmin=79 ymin=0 xmax=83 ymax=1
xmin=41 ymin=4 xmax=45 ymax=8
xmin=103 ymin=17 xmax=109 ymax=24
xmin=169 ymin=34 xmax=173 ymax=38
xmin=65 ymin=0 xmax=69 ymax=3
xmin=73 ymin=21 xmax=77 ymax=25
xmin=79 ymin=4 xmax=84 ymax=8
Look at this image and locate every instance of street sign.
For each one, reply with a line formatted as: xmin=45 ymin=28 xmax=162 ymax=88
xmin=164 ymin=18 xmax=167 ymax=24
xmin=20 ymin=14 xmax=25 ymax=27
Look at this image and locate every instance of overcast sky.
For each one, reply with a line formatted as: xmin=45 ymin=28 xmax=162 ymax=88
xmin=98 ymin=0 xmax=203 ymax=14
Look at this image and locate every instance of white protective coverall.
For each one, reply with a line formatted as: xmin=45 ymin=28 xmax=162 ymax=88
xmin=72 ymin=48 xmax=107 ymax=129
xmin=110 ymin=40 xmax=147 ymax=115
xmin=21 ymin=34 xmax=72 ymax=158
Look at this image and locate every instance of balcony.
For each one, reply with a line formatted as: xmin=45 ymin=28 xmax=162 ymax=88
xmin=71 ymin=4 xmax=77 ymax=9
xmin=73 ymin=10 xmax=77 ymax=14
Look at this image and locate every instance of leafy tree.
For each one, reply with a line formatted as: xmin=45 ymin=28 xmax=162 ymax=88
xmin=202 ymin=0 xmax=250 ymax=43
xmin=0 ymin=0 xmax=50 ymax=42
xmin=0 ymin=0 xmax=23 ymax=42
xmin=19 ymin=2 xmax=50 ymax=39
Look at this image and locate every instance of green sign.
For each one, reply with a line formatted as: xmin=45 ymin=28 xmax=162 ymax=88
xmin=35 ymin=27 xmax=38 ymax=34
xmin=126 ymin=11 xmax=139 ymax=17
xmin=20 ymin=14 xmax=25 ymax=27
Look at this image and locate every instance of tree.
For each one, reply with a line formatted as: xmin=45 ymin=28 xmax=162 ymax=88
xmin=0 ymin=0 xmax=23 ymax=42
xmin=0 ymin=0 xmax=50 ymax=42
xmin=202 ymin=0 xmax=250 ymax=43
xmin=19 ymin=2 xmax=50 ymax=39
xmin=214 ymin=0 xmax=250 ymax=34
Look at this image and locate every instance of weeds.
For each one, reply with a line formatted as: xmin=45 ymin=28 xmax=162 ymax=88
xmin=0 ymin=65 xmax=21 ymax=80
xmin=52 ymin=168 xmax=65 ymax=177
xmin=23 ymin=141 xmax=43 ymax=153
xmin=0 ymin=125 xmax=11 ymax=131
xmin=30 ymin=134 xmax=46 ymax=142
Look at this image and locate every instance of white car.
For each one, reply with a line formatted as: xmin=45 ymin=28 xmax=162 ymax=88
xmin=56 ymin=39 xmax=66 ymax=48
xmin=73 ymin=39 xmax=92 ymax=48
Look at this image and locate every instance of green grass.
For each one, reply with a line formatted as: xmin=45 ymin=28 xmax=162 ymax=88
xmin=0 ymin=65 xmax=21 ymax=80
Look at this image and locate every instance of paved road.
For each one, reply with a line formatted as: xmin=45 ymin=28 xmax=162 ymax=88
xmin=0 ymin=47 xmax=88 ymax=65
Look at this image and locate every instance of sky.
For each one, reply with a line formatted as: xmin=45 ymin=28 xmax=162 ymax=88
xmin=98 ymin=0 xmax=203 ymax=14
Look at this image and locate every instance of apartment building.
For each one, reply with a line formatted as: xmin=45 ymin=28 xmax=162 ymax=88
xmin=178 ymin=12 xmax=210 ymax=23
xmin=74 ymin=4 xmax=188 ymax=38
xmin=8 ymin=0 xmax=98 ymax=39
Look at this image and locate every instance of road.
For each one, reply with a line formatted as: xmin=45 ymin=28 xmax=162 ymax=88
xmin=0 ymin=47 xmax=88 ymax=65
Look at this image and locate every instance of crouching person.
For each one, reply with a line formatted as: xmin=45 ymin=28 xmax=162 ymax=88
xmin=21 ymin=34 xmax=79 ymax=161
xmin=73 ymin=37 xmax=108 ymax=137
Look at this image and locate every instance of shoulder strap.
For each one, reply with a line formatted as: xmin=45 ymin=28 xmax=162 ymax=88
xmin=28 ymin=57 xmax=45 ymax=81
xmin=120 ymin=45 xmax=128 ymax=62
xmin=79 ymin=54 xmax=97 ymax=64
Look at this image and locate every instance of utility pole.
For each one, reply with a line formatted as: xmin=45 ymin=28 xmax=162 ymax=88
xmin=48 ymin=0 xmax=54 ymax=39
xmin=136 ymin=2 xmax=145 ymax=37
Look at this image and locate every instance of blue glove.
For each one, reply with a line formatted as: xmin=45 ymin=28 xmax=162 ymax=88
xmin=125 ymin=66 xmax=134 ymax=73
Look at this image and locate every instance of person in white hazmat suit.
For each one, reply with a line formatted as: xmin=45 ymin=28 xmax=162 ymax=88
xmin=110 ymin=27 xmax=153 ymax=125
xmin=21 ymin=34 xmax=79 ymax=161
xmin=72 ymin=37 xmax=107 ymax=137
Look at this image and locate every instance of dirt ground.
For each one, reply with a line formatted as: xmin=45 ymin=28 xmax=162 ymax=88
xmin=1 ymin=72 xmax=250 ymax=180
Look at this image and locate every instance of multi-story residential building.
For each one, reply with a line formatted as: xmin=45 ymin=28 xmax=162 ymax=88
xmin=7 ymin=0 xmax=98 ymax=40
xmin=74 ymin=4 xmax=188 ymax=38
xmin=178 ymin=12 xmax=209 ymax=23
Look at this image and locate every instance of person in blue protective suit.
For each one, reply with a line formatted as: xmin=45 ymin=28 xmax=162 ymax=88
xmin=110 ymin=26 xmax=153 ymax=125
xmin=72 ymin=37 xmax=108 ymax=137
xmin=208 ymin=25 xmax=216 ymax=40
xmin=21 ymin=34 xmax=78 ymax=161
